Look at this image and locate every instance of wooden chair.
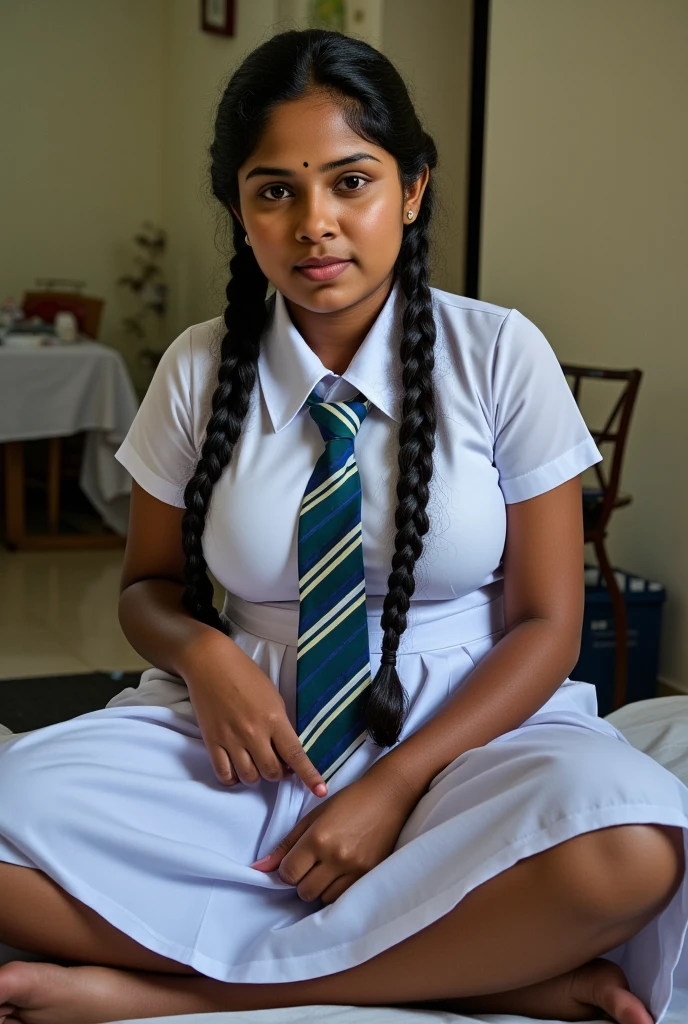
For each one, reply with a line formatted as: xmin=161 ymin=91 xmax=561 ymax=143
xmin=560 ymin=364 xmax=643 ymax=710
xmin=2 ymin=290 xmax=122 ymax=550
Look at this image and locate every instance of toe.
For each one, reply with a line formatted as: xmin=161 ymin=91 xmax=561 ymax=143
xmin=575 ymin=959 xmax=654 ymax=1024
xmin=0 ymin=962 xmax=35 ymax=1007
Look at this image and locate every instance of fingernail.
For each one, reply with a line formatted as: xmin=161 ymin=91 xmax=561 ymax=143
xmin=250 ymin=854 xmax=273 ymax=868
xmin=314 ymin=783 xmax=328 ymax=796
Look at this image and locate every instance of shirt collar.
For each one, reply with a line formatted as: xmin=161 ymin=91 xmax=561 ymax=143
xmin=258 ymin=277 xmax=406 ymax=432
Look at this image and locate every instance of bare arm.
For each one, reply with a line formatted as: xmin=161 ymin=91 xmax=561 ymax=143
xmin=367 ymin=475 xmax=586 ymax=799
xmin=119 ymin=577 xmax=228 ymax=679
xmin=117 ymin=480 xmax=235 ymax=679
xmin=117 ymin=481 xmax=328 ymax=795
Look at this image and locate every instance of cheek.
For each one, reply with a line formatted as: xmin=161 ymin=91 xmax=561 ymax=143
xmin=353 ymin=198 xmax=402 ymax=248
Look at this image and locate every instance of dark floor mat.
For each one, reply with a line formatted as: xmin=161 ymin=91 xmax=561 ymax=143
xmin=0 ymin=671 xmax=144 ymax=732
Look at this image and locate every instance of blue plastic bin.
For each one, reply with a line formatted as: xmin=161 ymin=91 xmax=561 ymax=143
xmin=570 ymin=565 xmax=667 ymax=716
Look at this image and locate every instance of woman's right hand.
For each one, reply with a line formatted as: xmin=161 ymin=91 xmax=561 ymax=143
xmin=179 ymin=630 xmax=328 ymax=798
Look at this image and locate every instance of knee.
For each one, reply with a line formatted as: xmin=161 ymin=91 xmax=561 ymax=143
xmin=0 ymin=740 xmax=63 ymax=832
xmin=542 ymin=823 xmax=685 ymax=922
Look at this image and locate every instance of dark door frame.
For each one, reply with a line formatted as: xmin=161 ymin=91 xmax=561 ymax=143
xmin=465 ymin=0 xmax=490 ymax=298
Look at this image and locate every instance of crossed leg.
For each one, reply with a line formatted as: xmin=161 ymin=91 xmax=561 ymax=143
xmin=0 ymin=823 xmax=684 ymax=1023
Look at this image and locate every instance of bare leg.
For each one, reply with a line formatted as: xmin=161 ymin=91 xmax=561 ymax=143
xmin=0 ymin=823 xmax=683 ymax=1023
xmin=0 ymin=864 xmax=196 ymax=975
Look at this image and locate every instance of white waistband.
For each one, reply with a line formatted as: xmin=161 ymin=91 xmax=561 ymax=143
xmin=221 ymin=583 xmax=505 ymax=655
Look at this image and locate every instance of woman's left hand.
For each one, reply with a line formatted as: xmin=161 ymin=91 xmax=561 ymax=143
xmin=250 ymin=761 xmax=422 ymax=904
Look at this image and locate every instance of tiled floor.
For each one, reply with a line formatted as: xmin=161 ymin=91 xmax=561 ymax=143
xmin=0 ymin=545 xmax=223 ymax=680
xmin=0 ymin=546 xmax=147 ymax=679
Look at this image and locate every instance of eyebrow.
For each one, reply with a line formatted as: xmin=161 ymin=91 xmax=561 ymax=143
xmin=244 ymin=152 xmax=382 ymax=182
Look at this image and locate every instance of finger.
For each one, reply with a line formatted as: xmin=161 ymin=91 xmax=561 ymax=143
xmin=250 ymin=740 xmax=290 ymax=784
xmin=277 ymin=818 xmax=327 ymax=886
xmin=295 ymin=862 xmax=341 ymax=903
xmin=274 ymin=725 xmax=328 ymax=797
xmin=250 ymin=814 xmax=313 ymax=872
xmin=320 ymin=872 xmax=359 ymax=905
xmin=249 ymin=850 xmax=280 ymax=871
xmin=228 ymin=747 xmax=262 ymax=787
xmin=210 ymin=746 xmax=238 ymax=787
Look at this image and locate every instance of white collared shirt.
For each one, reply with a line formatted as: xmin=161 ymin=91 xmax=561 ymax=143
xmin=114 ymin=278 xmax=602 ymax=603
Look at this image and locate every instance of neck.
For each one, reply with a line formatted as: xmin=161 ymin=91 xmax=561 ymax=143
xmin=284 ymin=273 xmax=395 ymax=376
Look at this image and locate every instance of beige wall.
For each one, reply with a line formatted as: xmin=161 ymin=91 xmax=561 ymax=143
xmin=482 ymin=0 xmax=688 ymax=690
xmin=382 ymin=0 xmax=473 ymax=292
xmin=0 ymin=0 xmax=165 ymax=397
xmin=161 ymin=0 xmax=278 ymax=340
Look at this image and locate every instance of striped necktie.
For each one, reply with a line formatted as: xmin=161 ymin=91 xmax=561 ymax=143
xmin=296 ymin=388 xmax=373 ymax=783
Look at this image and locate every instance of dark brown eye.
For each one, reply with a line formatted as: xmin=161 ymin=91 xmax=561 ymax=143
xmin=338 ymin=176 xmax=368 ymax=191
xmin=260 ymin=185 xmax=290 ymax=201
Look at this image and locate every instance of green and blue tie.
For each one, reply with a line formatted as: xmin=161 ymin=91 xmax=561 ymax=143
xmin=296 ymin=388 xmax=373 ymax=783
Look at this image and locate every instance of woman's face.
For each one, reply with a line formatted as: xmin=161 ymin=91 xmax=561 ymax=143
xmin=232 ymin=91 xmax=428 ymax=315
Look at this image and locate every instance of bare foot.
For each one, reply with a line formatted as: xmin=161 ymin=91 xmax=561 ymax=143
xmin=0 ymin=956 xmax=656 ymax=1024
xmin=0 ymin=960 xmax=217 ymax=1024
xmin=421 ymin=958 xmax=654 ymax=1023
xmin=570 ymin=959 xmax=655 ymax=1024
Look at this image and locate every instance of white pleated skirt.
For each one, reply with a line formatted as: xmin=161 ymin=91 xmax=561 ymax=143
xmin=1 ymin=580 xmax=687 ymax=1024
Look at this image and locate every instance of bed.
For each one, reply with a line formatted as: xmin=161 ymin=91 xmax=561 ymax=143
xmin=2 ymin=695 xmax=688 ymax=1024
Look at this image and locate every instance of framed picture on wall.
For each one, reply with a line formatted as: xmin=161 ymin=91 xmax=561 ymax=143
xmin=201 ymin=0 xmax=235 ymax=36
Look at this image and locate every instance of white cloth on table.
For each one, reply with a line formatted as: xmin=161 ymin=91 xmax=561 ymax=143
xmin=0 ymin=340 xmax=139 ymax=535
xmin=1 ymin=278 xmax=687 ymax=1024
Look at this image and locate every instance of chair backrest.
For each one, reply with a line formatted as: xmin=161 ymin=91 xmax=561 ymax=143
xmin=559 ymin=364 xmax=643 ymax=532
xmin=22 ymin=291 xmax=105 ymax=339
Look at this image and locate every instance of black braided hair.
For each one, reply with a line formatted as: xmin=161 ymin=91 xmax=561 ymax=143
xmin=181 ymin=28 xmax=439 ymax=749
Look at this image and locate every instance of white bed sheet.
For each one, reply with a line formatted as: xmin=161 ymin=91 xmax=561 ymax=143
xmin=106 ymin=991 xmax=688 ymax=1024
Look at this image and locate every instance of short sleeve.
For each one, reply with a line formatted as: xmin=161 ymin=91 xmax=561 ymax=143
xmin=114 ymin=327 xmax=198 ymax=507
xmin=491 ymin=308 xmax=603 ymax=503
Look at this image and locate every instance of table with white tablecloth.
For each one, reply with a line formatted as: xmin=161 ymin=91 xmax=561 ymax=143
xmin=0 ymin=340 xmax=139 ymax=538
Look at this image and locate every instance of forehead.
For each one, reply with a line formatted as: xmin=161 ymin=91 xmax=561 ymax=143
xmin=243 ymin=94 xmax=390 ymax=166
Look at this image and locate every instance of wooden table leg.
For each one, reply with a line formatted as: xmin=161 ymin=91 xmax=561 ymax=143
xmin=47 ymin=437 xmax=61 ymax=533
xmin=4 ymin=441 xmax=26 ymax=549
xmin=2 ymin=438 xmax=125 ymax=552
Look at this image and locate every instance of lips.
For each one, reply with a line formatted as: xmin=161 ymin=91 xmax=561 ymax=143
xmin=296 ymin=260 xmax=352 ymax=282
xmin=296 ymin=258 xmax=351 ymax=268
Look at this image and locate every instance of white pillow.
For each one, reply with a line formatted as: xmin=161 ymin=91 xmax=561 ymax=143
xmin=605 ymin=695 xmax=688 ymax=787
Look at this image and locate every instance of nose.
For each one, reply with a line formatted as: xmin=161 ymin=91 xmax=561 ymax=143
xmin=293 ymin=187 xmax=339 ymax=241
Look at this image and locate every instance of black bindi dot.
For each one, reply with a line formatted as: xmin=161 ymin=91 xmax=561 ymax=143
xmin=303 ymin=162 xmax=308 ymax=166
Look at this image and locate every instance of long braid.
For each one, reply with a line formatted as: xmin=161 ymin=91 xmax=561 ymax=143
xmin=180 ymin=234 xmax=268 ymax=631
xmin=182 ymin=27 xmax=440 ymax=748
xmin=364 ymin=193 xmax=438 ymax=747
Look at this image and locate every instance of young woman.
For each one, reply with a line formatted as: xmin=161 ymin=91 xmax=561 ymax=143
xmin=0 ymin=28 xmax=686 ymax=1024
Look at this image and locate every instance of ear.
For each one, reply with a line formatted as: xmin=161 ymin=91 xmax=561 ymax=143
xmin=405 ymin=165 xmax=430 ymax=211
xmin=229 ymin=202 xmax=245 ymax=232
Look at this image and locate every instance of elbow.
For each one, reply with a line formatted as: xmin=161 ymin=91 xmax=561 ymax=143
xmin=558 ymin=622 xmax=582 ymax=679
xmin=539 ymin=613 xmax=583 ymax=680
xmin=514 ymin=616 xmax=582 ymax=680
xmin=566 ymin=641 xmax=582 ymax=679
xmin=118 ymin=584 xmax=137 ymax=632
